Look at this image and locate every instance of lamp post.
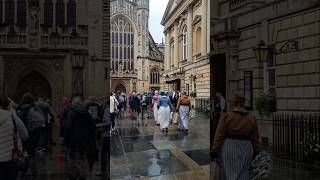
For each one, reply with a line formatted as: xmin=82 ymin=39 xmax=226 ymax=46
xmin=253 ymin=40 xmax=273 ymax=63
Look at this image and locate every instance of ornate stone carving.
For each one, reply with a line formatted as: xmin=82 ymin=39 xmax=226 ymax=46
xmin=28 ymin=6 xmax=40 ymax=48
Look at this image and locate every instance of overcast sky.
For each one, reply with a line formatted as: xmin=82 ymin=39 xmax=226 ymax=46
xmin=149 ymin=0 xmax=169 ymax=44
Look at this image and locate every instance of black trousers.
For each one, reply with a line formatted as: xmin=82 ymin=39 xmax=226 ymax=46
xmin=0 ymin=161 xmax=18 ymax=180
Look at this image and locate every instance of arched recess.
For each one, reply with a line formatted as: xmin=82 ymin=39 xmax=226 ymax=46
xmin=6 ymin=61 xmax=63 ymax=110
xmin=195 ymin=27 xmax=201 ymax=54
xmin=15 ymin=71 xmax=52 ymax=102
xmin=115 ymin=84 xmax=127 ymax=94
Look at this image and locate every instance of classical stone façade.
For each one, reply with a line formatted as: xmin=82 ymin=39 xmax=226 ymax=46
xmin=210 ymin=0 xmax=320 ymax=145
xmin=161 ymin=0 xmax=211 ymax=100
xmin=110 ymin=0 xmax=164 ymax=94
xmin=0 ymin=0 xmax=109 ymax=110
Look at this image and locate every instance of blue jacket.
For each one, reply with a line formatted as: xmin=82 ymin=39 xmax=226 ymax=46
xmin=157 ymin=96 xmax=173 ymax=110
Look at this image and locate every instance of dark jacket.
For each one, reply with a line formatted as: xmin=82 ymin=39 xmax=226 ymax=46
xmin=63 ymin=104 xmax=96 ymax=147
xmin=130 ymin=95 xmax=140 ymax=110
xmin=16 ymin=103 xmax=35 ymax=126
xmin=212 ymin=108 xmax=261 ymax=157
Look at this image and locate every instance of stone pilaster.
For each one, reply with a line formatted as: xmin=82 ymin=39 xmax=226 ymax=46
xmin=174 ymin=20 xmax=179 ymax=68
xmin=201 ymin=0 xmax=208 ymax=55
xmin=187 ymin=6 xmax=193 ymax=62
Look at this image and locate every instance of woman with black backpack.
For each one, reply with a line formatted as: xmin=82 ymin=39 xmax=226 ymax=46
xmin=0 ymin=96 xmax=28 ymax=180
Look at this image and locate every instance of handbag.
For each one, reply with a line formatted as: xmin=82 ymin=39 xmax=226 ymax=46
xmin=250 ymin=151 xmax=272 ymax=180
xmin=11 ymin=115 xmax=25 ymax=171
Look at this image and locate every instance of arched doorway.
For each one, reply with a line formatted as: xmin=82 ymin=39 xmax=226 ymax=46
xmin=115 ymin=84 xmax=126 ymax=94
xmin=15 ymin=71 xmax=52 ymax=103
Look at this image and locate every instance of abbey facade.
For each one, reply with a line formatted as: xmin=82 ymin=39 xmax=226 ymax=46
xmin=110 ymin=0 xmax=164 ymax=94
xmin=0 ymin=0 xmax=109 ymax=110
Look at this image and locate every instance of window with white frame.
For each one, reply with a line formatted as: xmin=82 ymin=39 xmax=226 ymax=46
xmin=266 ymin=53 xmax=276 ymax=95
xmin=182 ymin=26 xmax=188 ymax=61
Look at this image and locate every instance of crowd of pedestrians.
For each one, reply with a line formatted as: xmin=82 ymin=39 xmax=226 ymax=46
xmin=0 ymin=93 xmax=112 ymax=180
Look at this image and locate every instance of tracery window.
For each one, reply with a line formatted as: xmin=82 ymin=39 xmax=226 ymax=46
xmin=17 ymin=0 xmax=26 ymax=26
xmin=5 ymin=0 xmax=14 ymax=25
xmin=56 ymin=0 xmax=65 ymax=27
xmin=150 ymin=68 xmax=160 ymax=85
xmin=44 ymin=0 xmax=53 ymax=27
xmin=67 ymin=0 xmax=76 ymax=28
xmin=111 ymin=16 xmax=134 ymax=73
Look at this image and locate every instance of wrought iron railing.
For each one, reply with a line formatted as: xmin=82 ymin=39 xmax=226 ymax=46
xmin=273 ymin=113 xmax=320 ymax=163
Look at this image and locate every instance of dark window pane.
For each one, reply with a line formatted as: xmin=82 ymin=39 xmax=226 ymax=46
xmin=268 ymin=69 xmax=275 ymax=86
xmin=124 ymin=61 xmax=127 ymax=71
xmin=131 ymin=47 xmax=134 ymax=59
xmin=120 ymin=33 xmax=122 ymax=45
xmin=115 ymin=47 xmax=118 ymax=59
xmin=115 ymin=33 xmax=118 ymax=44
xmin=5 ymin=0 xmax=14 ymax=24
xmin=124 ymin=47 xmax=126 ymax=59
xmin=67 ymin=0 xmax=76 ymax=27
xmin=112 ymin=47 xmax=114 ymax=59
xmin=44 ymin=0 xmax=53 ymax=27
xmin=112 ymin=32 xmax=114 ymax=44
xmin=267 ymin=54 xmax=274 ymax=67
xmin=17 ymin=0 xmax=27 ymax=26
xmin=120 ymin=47 xmax=122 ymax=59
xmin=0 ymin=1 xmax=2 ymax=23
xmin=131 ymin=34 xmax=134 ymax=45
xmin=56 ymin=0 xmax=65 ymax=27
xmin=124 ymin=33 xmax=127 ymax=44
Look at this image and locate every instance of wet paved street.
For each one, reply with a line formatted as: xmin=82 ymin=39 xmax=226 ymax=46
xmin=20 ymin=111 xmax=320 ymax=180
xmin=110 ymin=112 xmax=210 ymax=179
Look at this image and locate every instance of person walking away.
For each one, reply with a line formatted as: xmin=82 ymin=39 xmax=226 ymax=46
xmin=57 ymin=97 xmax=70 ymax=143
xmin=95 ymin=99 xmax=111 ymax=177
xmin=152 ymin=90 xmax=160 ymax=125
xmin=141 ymin=93 xmax=148 ymax=118
xmin=211 ymin=93 xmax=261 ymax=180
xmin=214 ymin=92 xmax=226 ymax=133
xmin=0 ymin=96 xmax=28 ymax=180
xmin=116 ymin=92 xmax=124 ymax=119
xmin=16 ymin=93 xmax=46 ymax=178
xmin=110 ymin=93 xmax=119 ymax=132
xmin=157 ymin=92 xmax=173 ymax=133
xmin=86 ymin=96 xmax=102 ymax=124
xmin=176 ymin=91 xmax=191 ymax=133
xmin=121 ymin=93 xmax=127 ymax=112
xmin=35 ymin=95 xmax=53 ymax=153
xmin=63 ymin=97 xmax=96 ymax=180
xmin=129 ymin=92 xmax=140 ymax=121
xmin=146 ymin=92 xmax=153 ymax=119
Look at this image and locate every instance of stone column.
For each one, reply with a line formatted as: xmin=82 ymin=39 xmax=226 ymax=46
xmin=174 ymin=20 xmax=179 ymax=68
xmin=187 ymin=6 xmax=193 ymax=62
xmin=201 ymin=0 xmax=208 ymax=56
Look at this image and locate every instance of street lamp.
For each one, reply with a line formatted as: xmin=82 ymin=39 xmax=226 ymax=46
xmin=253 ymin=40 xmax=273 ymax=63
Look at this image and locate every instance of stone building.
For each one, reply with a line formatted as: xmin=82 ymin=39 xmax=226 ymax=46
xmin=0 ymin=0 xmax=109 ymax=110
xmin=210 ymin=0 xmax=320 ymax=144
xmin=110 ymin=0 xmax=164 ymax=94
xmin=161 ymin=0 xmax=211 ymax=99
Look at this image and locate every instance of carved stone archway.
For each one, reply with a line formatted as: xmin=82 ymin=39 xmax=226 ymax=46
xmin=115 ymin=84 xmax=126 ymax=94
xmin=15 ymin=71 xmax=52 ymax=103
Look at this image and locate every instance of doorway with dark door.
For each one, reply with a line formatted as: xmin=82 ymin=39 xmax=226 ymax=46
xmin=210 ymin=54 xmax=226 ymax=160
xmin=15 ymin=71 xmax=52 ymax=103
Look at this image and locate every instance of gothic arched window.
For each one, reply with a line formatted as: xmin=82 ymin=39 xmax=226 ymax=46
xmin=56 ymin=0 xmax=65 ymax=27
xmin=111 ymin=16 xmax=135 ymax=72
xmin=67 ymin=0 xmax=76 ymax=27
xmin=17 ymin=0 xmax=26 ymax=26
xmin=5 ymin=0 xmax=14 ymax=25
xmin=44 ymin=0 xmax=53 ymax=27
